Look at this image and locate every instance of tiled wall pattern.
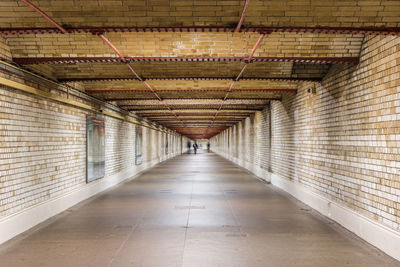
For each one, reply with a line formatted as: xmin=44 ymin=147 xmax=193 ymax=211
xmin=212 ymin=35 xmax=400 ymax=232
xmin=105 ymin=117 xmax=135 ymax=177
xmin=211 ymin=106 xmax=271 ymax=177
xmin=0 ymin=84 xmax=183 ymax=220
xmin=257 ymin=107 xmax=271 ymax=171
xmin=0 ymin=85 xmax=87 ymax=217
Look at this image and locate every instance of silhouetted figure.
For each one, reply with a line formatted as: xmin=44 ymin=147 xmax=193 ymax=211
xmin=187 ymin=141 xmax=191 ymax=154
xmin=193 ymin=142 xmax=199 ymax=154
xmin=207 ymin=142 xmax=210 ymax=152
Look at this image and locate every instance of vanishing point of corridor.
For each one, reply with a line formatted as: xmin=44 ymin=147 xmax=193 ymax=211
xmin=0 ymin=152 xmax=398 ymax=267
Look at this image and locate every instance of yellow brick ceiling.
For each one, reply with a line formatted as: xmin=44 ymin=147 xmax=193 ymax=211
xmin=1 ymin=0 xmax=398 ymax=138
xmin=81 ymin=79 xmax=298 ymax=90
xmin=0 ymin=0 xmax=398 ymax=28
xmin=6 ymin=32 xmax=364 ymax=58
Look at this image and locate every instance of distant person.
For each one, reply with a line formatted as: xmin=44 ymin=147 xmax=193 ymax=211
xmin=193 ymin=142 xmax=199 ymax=154
xmin=187 ymin=141 xmax=191 ymax=154
xmin=207 ymin=142 xmax=210 ymax=152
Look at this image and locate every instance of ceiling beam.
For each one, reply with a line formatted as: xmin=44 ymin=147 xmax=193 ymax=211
xmin=146 ymin=114 xmax=247 ymax=116
xmin=158 ymin=119 xmax=234 ymax=121
xmin=147 ymin=114 xmax=246 ymax=117
xmin=124 ymin=104 xmax=266 ymax=107
xmin=181 ymin=135 xmax=214 ymax=138
xmin=162 ymin=126 xmax=235 ymax=129
xmin=172 ymin=127 xmax=229 ymax=131
xmin=141 ymin=114 xmax=251 ymax=118
xmin=139 ymin=114 xmax=255 ymax=118
xmin=159 ymin=124 xmax=237 ymax=127
xmin=163 ymin=121 xmax=234 ymax=124
xmin=124 ymin=104 xmax=268 ymax=110
xmin=109 ymin=98 xmax=280 ymax=102
xmin=161 ymin=125 xmax=235 ymax=129
xmin=14 ymin=56 xmax=359 ymax=65
xmin=136 ymin=109 xmax=256 ymax=113
xmin=154 ymin=119 xmax=242 ymax=123
xmin=59 ymin=77 xmax=321 ymax=82
xmin=1 ymin=26 xmax=398 ymax=35
xmin=182 ymin=136 xmax=215 ymax=139
xmin=181 ymin=133 xmax=227 ymax=137
xmin=86 ymin=88 xmax=297 ymax=94
xmin=156 ymin=119 xmax=242 ymax=121
xmin=177 ymin=129 xmax=222 ymax=132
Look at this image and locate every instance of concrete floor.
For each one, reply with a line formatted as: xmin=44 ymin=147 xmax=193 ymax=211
xmin=0 ymin=151 xmax=399 ymax=267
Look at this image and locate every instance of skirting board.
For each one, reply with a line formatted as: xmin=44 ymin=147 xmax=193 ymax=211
xmin=212 ymin=150 xmax=400 ymax=262
xmin=0 ymin=153 xmax=178 ymax=245
xmin=270 ymin=173 xmax=400 ymax=262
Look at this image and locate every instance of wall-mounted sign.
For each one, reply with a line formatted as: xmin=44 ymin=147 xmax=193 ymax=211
xmin=86 ymin=115 xmax=105 ymax=183
xmin=165 ymin=134 xmax=169 ymax=155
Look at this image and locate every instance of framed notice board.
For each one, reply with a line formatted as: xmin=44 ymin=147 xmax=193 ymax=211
xmin=165 ymin=134 xmax=168 ymax=155
xmin=86 ymin=116 xmax=105 ymax=183
xmin=135 ymin=126 xmax=143 ymax=165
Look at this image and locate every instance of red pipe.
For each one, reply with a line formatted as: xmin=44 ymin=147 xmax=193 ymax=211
xmin=235 ymin=65 xmax=248 ymax=81
xmin=101 ymin=32 xmax=179 ymax=126
xmin=99 ymin=34 xmax=126 ymax=61
xmin=248 ymin=34 xmax=265 ymax=60
xmin=143 ymin=81 xmax=156 ymax=93
xmin=97 ymin=25 xmax=182 ymax=125
xmin=209 ymin=33 xmax=267 ymax=131
xmin=220 ymin=64 xmax=243 ymax=101
xmin=97 ymin=33 xmax=184 ymax=126
xmin=126 ymin=63 xmax=143 ymax=81
xmin=211 ymin=34 xmax=264 ymax=111
xmin=21 ymin=0 xmax=68 ymax=33
xmin=235 ymin=0 xmax=251 ymax=32
xmin=22 ymin=0 xmax=177 ymax=122
xmin=21 ymin=0 xmax=186 ymax=128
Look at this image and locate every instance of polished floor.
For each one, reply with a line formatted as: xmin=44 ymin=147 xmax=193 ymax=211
xmin=0 ymin=151 xmax=399 ymax=267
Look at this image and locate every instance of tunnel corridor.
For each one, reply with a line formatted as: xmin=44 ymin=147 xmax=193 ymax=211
xmin=0 ymin=0 xmax=400 ymax=266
